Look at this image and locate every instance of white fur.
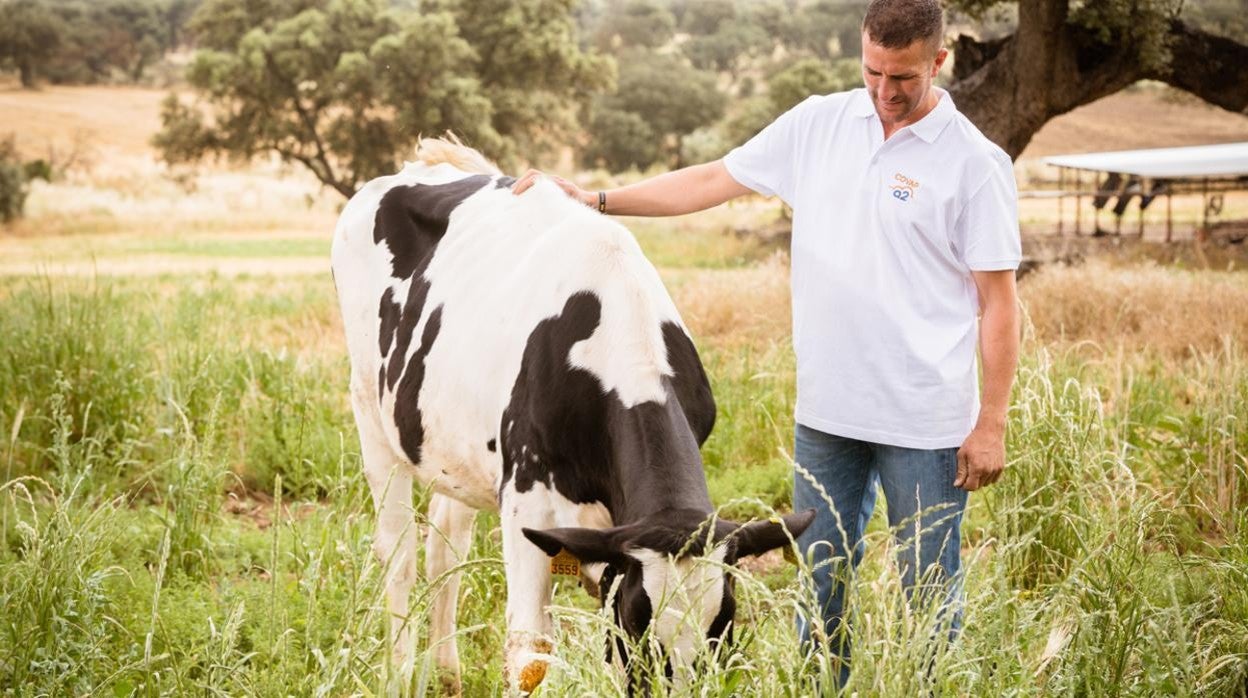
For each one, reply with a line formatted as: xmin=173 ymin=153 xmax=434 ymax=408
xmin=629 ymin=546 xmax=729 ymax=679
xmin=332 ymin=161 xmax=686 ymax=690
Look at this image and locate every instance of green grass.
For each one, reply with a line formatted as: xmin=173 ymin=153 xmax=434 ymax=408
xmin=2 ymin=248 xmax=1247 ymax=695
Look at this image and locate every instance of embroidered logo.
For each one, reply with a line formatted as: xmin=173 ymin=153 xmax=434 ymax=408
xmin=890 ymin=172 xmax=919 ymax=202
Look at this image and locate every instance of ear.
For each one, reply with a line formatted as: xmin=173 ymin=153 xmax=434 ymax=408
xmin=522 ymin=526 xmax=631 ymax=565
xmin=728 ymin=509 xmax=816 ymax=560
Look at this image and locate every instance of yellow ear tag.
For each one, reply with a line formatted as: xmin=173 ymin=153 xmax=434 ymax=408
xmin=550 ymin=548 xmax=581 ymax=577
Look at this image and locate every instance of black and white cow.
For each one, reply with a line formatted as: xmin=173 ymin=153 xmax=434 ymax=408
xmin=331 ymin=138 xmax=813 ymax=693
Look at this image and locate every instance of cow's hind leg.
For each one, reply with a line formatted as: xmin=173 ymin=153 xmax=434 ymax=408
xmin=351 ymin=388 xmax=419 ymax=675
xmin=499 ymin=484 xmax=556 ymax=694
xmin=425 ymin=492 xmax=476 ymax=694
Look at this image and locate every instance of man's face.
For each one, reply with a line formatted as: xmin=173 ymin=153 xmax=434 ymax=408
xmin=861 ymin=31 xmax=948 ymax=127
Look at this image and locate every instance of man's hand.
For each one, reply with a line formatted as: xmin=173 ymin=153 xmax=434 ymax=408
xmin=511 ymin=169 xmax=595 ymax=208
xmin=954 ymin=423 xmax=1005 ymax=491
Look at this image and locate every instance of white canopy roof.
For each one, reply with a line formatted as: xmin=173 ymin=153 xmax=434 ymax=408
xmin=1043 ymin=142 xmax=1248 ymax=179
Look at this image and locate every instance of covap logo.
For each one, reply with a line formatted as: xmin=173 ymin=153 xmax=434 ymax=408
xmin=890 ymin=172 xmax=919 ymax=202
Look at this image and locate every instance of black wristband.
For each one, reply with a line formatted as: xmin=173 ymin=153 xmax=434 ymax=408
xmin=598 ymin=191 xmax=607 ymax=213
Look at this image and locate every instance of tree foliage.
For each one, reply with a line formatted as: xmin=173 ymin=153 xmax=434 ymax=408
xmin=0 ymin=135 xmax=29 ymax=223
xmin=768 ymin=57 xmax=860 ymax=114
xmin=580 ymin=107 xmax=658 ymax=171
xmin=583 ymin=48 xmax=723 ymax=170
xmin=429 ymin=0 xmax=612 ymax=162
xmin=0 ymin=0 xmax=195 ymax=86
xmin=593 ymin=0 xmax=676 ymax=51
xmin=947 ymin=0 xmax=1248 ymax=156
xmin=0 ymin=0 xmax=61 ymax=87
xmin=156 ymin=0 xmax=609 ymax=197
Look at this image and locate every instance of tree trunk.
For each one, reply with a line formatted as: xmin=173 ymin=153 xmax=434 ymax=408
xmin=19 ymin=60 xmax=35 ymax=88
xmin=948 ymin=3 xmax=1248 ymax=159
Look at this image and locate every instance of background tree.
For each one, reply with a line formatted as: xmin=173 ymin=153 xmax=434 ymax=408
xmin=599 ymin=48 xmax=725 ymax=167
xmin=155 ymin=0 xmax=609 ymax=197
xmin=0 ymin=135 xmax=29 ymax=222
xmin=580 ymin=107 xmax=659 ymax=171
xmin=683 ymin=19 xmax=768 ymax=78
xmin=155 ymin=0 xmax=498 ymax=198
xmin=592 ymin=0 xmax=676 ymax=51
xmin=680 ymin=0 xmax=734 ymax=35
xmin=767 ymin=57 xmax=860 ymax=114
xmin=428 ymin=0 xmax=613 ymax=163
xmin=0 ymin=0 xmax=61 ymax=87
xmin=947 ymin=0 xmax=1248 ymax=157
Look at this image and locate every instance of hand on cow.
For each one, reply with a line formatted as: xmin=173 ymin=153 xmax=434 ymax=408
xmin=954 ymin=422 xmax=1006 ymax=491
xmin=511 ymin=169 xmax=596 ymax=208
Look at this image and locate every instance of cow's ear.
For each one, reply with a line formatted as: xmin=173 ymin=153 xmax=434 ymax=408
xmin=727 ymin=509 xmax=816 ymax=561
xmin=522 ymin=526 xmax=630 ymax=565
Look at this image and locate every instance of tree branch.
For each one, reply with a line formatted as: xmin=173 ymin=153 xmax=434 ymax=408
xmin=1146 ymin=20 xmax=1248 ymax=114
xmin=261 ymin=49 xmax=348 ymax=195
xmin=949 ymin=4 xmax=1248 ymax=159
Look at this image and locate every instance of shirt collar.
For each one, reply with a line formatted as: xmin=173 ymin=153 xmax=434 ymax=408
xmin=909 ymin=88 xmax=956 ymax=143
xmin=852 ymin=86 xmax=956 ymax=143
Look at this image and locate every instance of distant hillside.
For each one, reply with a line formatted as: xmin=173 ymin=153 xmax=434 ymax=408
xmin=1019 ymin=85 xmax=1248 ymax=159
xmin=0 ymin=83 xmax=168 ymax=159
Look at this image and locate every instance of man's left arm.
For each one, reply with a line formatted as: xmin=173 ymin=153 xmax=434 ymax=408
xmin=954 ymin=269 xmax=1020 ymax=491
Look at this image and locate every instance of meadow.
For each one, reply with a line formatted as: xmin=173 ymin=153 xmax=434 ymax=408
xmin=2 ymin=85 xmax=1248 ymax=696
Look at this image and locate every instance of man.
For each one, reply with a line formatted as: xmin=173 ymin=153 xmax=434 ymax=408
xmin=512 ymin=0 xmax=1020 ymax=683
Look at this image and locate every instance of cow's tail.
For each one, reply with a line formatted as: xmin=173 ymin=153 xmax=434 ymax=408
xmin=415 ymin=132 xmax=502 ymax=176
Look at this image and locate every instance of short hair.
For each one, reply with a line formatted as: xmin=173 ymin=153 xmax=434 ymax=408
xmin=861 ymin=0 xmax=945 ymax=54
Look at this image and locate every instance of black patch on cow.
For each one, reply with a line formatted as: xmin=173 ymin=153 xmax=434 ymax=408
xmin=378 ymin=365 xmax=386 ymax=403
xmin=373 ymin=175 xmax=493 ymax=279
xmin=661 ymin=322 xmax=716 ymax=445
xmin=393 ymin=305 xmax=443 ymax=464
xmin=494 ymin=175 xmax=517 ymax=189
xmin=501 ymin=294 xmax=716 ymax=522
xmin=487 ymin=438 xmax=497 ymax=453
xmin=500 ymin=291 xmax=614 ymax=504
xmin=378 ymin=286 xmax=401 ymax=358
xmin=387 ymin=276 xmax=433 ymax=393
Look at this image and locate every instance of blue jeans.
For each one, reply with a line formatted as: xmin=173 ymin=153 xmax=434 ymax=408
xmin=793 ymin=423 xmax=968 ymax=685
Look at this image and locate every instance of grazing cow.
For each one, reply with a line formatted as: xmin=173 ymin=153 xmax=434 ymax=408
xmin=330 ymin=138 xmax=814 ymax=693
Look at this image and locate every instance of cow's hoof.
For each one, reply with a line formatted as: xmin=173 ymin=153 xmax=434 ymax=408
xmin=437 ymin=671 xmax=462 ymax=696
xmin=511 ymin=638 xmax=553 ymax=694
xmin=518 ymin=659 xmax=547 ymax=694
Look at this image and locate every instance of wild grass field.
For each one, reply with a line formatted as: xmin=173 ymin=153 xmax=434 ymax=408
xmin=2 ymin=85 xmax=1248 ymax=696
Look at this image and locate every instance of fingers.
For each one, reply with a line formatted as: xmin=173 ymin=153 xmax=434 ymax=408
xmin=511 ymin=170 xmax=583 ymax=202
xmin=511 ymin=168 xmax=543 ymax=195
xmin=984 ymin=462 xmax=1005 ymax=487
xmin=956 ymin=454 xmax=1005 ymax=492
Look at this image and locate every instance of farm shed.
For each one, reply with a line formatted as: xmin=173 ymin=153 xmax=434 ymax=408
xmin=1041 ymin=142 xmax=1248 ymax=241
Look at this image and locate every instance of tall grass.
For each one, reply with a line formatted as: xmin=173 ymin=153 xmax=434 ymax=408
xmin=2 ymin=260 xmax=1248 ymax=695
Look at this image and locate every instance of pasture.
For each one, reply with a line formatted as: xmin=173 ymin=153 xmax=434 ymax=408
xmin=2 ymin=85 xmax=1248 ymax=696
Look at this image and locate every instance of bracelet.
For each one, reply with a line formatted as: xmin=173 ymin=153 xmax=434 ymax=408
xmin=598 ymin=191 xmax=607 ymax=213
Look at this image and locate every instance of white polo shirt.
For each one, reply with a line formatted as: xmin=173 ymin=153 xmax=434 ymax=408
xmin=723 ymin=87 xmax=1020 ymax=449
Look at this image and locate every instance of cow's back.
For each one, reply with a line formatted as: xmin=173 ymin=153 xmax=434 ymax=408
xmin=332 ymin=163 xmax=712 ymax=511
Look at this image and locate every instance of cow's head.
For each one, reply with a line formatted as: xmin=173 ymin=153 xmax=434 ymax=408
xmin=523 ymin=507 xmax=815 ymax=685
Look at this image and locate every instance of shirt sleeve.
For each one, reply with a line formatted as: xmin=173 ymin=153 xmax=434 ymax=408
xmin=722 ymin=96 xmax=818 ymax=206
xmin=954 ymin=150 xmax=1021 ymax=271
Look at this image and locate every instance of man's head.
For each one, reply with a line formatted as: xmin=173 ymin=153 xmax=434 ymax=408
xmin=860 ymin=0 xmax=948 ymax=127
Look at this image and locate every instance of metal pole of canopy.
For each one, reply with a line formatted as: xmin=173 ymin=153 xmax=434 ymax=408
xmin=1201 ymin=178 xmax=1209 ymax=240
xmin=1165 ymin=187 xmax=1173 ymax=243
xmin=1074 ymin=169 xmax=1082 ymax=236
xmin=1057 ymin=167 xmax=1064 ymax=236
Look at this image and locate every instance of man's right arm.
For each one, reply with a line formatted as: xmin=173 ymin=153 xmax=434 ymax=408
xmin=510 ymin=160 xmax=753 ymax=217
